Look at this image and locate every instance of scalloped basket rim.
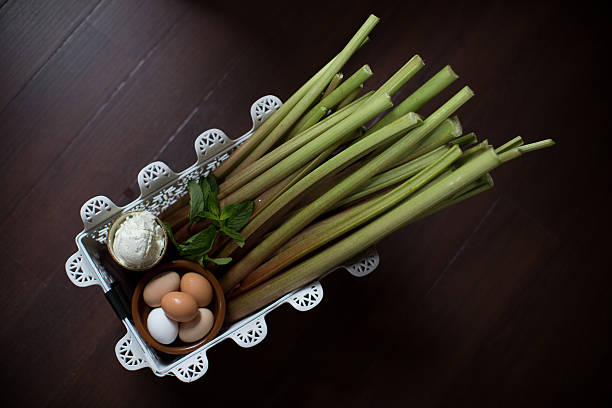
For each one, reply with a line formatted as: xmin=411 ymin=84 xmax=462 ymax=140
xmin=77 ymin=95 xmax=282 ymax=233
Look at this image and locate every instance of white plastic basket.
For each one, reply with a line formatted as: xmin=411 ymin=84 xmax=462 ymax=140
xmin=65 ymin=95 xmax=380 ymax=382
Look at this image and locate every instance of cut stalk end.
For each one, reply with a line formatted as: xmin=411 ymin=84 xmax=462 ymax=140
xmin=450 ymin=132 xmax=478 ymax=148
xmin=444 ymin=65 xmax=459 ymax=80
xmin=495 ymin=136 xmax=524 ymax=154
xmin=498 ymin=139 xmax=555 ymax=162
xmin=518 ymin=139 xmax=555 ymax=153
xmin=449 ymin=115 xmax=463 ymax=137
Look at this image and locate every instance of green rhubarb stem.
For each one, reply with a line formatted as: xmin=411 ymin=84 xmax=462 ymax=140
xmin=213 ymin=56 xmax=337 ymax=180
xmin=216 ymin=96 xmax=393 ymax=259
xmin=217 ymin=132 xmax=364 ymax=260
xmin=218 ymin=129 xmax=363 ymax=259
xmin=495 ymin=136 xmax=524 ymax=154
xmin=285 ymin=106 xmax=328 ymax=142
xmin=251 ymin=143 xmax=338 ymax=218
xmin=218 ymin=92 xmax=373 ymax=199
xmin=218 ymin=128 xmax=364 ymax=259
xmin=450 ymin=132 xmax=478 ymax=148
xmin=226 ymin=148 xmax=502 ymax=322
xmin=337 ymin=85 xmax=363 ymax=109
xmin=219 ymin=110 xmax=422 ymax=291
xmin=288 ymin=64 xmax=374 ymax=138
xmin=252 ymin=172 xmax=299 ymax=217
xmin=518 ymin=139 xmax=555 ymax=152
xmin=415 ymin=174 xmax=495 ymax=221
xmin=498 ymin=139 xmax=555 ymax=162
xmin=235 ymin=145 xmax=463 ymax=294
xmin=251 ymin=126 xmax=363 ymax=219
xmin=419 ymin=139 xmax=555 ymax=217
xmin=333 ymin=145 xmax=451 ymax=209
xmin=221 ymin=93 xmax=392 ymax=206
xmin=378 ymin=115 xmax=462 ymax=171
xmin=457 ymin=140 xmax=490 ymax=164
xmin=222 ymin=87 xmax=473 ymax=292
xmin=372 ymin=55 xmax=424 ymax=98
xmin=420 ymin=139 xmax=555 ymax=217
xmin=322 ymin=73 xmax=344 ymax=98
xmin=229 ymin=15 xmax=380 ymax=175
xmin=369 ymin=65 xmax=459 ymax=133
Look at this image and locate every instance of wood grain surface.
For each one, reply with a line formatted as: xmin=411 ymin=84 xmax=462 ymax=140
xmin=0 ymin=0 xmax=609 ymax=406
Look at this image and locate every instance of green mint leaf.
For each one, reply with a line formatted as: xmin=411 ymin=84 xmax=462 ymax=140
xmin=206 ymin=173 xmax=219 ymax=195
xmin=192 ymin=173 xmax=221 ymax=221
xmin=204 ymin=255 xmax=232 ymax=265
xmin=220 ymin=226 xmax=245 ymax=247
xmin=223 ymin=201 xmax=254 ymax=231
xmin=188 ymin=180 xmax=205 ymax=223
xmin=197 ymin=211 xmax=219 ymax=220
xmin=220 ymin=201 xmax=244 ymax=220
xmin=198 ymin=174 xmax=220 ymax=219
xmin=177 ymin=225 xmax=217 ymax=257
xmin=164 ymin=222 xmax=208 ymax=263
xmin=199 ymin=177 xmax=212 ymax=197
xmin=207 ymin=194 xmax=221 ymax=219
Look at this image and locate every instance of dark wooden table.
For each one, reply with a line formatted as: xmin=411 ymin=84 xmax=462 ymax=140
xmin=1 ymin=0 xmax=609 ymax=406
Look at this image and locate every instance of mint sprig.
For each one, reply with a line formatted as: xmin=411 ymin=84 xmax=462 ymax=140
xmin=188 ymin=175 xmax=253 ymax=247
xmin=165 ymin=174 xmax=254 ymax=267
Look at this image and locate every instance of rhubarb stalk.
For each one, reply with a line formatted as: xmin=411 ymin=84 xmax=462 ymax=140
xmin=233 ymin=145 xmax=463 ymax=295
xmin=368 ymin=65 xmax=459 ymax=133
xmin=219 ymin=110 xmax=424 ymax=291
xmin=229 ymin=15 xmax=380 ymax=175
xmin=220 ymin=94 xmax=393 ymax=206
xmin=226 ymin=148 xmax=503 ymax=321
xmin=218 ymin=92 xmax=373 ymax=199
xmin=287 ymin=65 xmax=374 ymax=138
xmin=221 ymin=86 xmax=473 ymax=292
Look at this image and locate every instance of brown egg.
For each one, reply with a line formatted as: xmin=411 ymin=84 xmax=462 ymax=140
xmin=180 ymin=272 xmax=213 ymax=307
xmin=179 ymin=308 xmax=215 ymax=343
xmin=143 ymin=271 xmax=180 ymax=307
xmin=160 ymin=291 xmax=198 ymax=322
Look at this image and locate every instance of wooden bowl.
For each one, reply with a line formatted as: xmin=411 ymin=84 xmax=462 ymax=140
xmin=131 ymin=260 xmax=226 ymax=355
xmin=106 ymin=211 xmax=168 ymax=271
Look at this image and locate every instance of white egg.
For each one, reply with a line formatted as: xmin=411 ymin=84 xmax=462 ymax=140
xmin=147 ymin=307 xmax=178 ymax=345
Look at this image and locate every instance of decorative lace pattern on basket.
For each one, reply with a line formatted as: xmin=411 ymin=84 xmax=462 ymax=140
xmin=81 ymin=196 xmax=113 ymax=223
xmin=345 ymin=248 xmax=379 ymax=277
xmin=139 ymin=162 xmax=171 ymax=189
xmin=171 ymin=353 xmax=208 ymax=382
xmin=115 ymin=331 xmax=147 ymax=371
xmin=230 ymin=317 xmax=268 ymax=348
xmin=251 ymin=96 xmax=281 ymax=125
xmin=132 ymin=166 xmax=205 ymax=215
xmin=65 ymin=251 xmax=98 ymax=287
xmin=288 ymin=282 xmax=323 ymax=311
xmin=195 ymin=129 xmax=227 ymax=159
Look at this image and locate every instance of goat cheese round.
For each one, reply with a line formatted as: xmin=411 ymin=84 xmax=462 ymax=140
xmin=112 ymin=211 xmax=165 ymax=269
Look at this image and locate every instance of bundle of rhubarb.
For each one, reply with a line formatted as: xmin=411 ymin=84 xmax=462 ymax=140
xmin=161 ymin=14 xmax=554 ymax=323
